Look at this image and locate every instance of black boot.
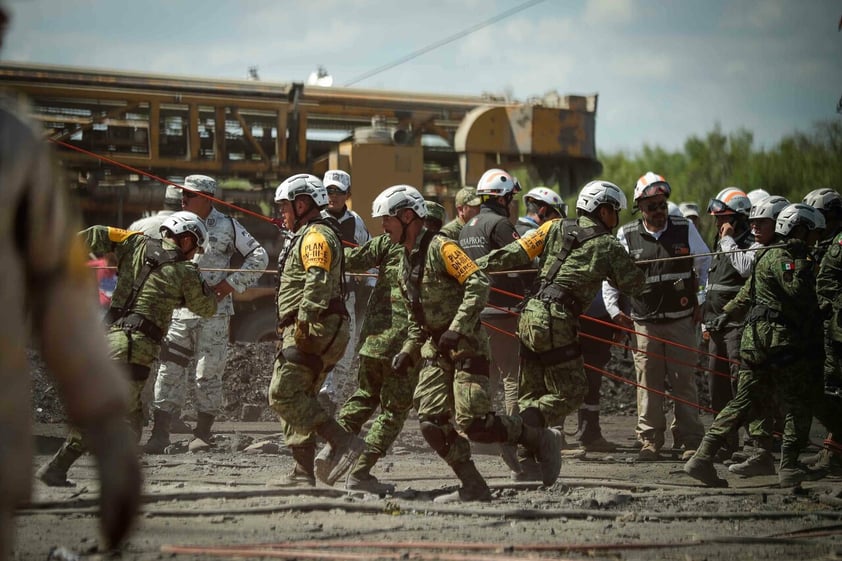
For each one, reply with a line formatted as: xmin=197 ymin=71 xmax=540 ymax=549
xmin=270 ymin=444 xmax=316 ymax=487
xmin=314 ymin=418 xmax=364 ymax=485
xmin=36 ymin=441 xmax=83 ymax=487
xmin=189 ymin=412 xmax=215 ymax=452
xmin=434 ymin=460 xmax=492 ymax=503
xmin=577 ymin=407 xmax=618 ymax=452
xmin=143 ymin=409 xmax=172 ymax=454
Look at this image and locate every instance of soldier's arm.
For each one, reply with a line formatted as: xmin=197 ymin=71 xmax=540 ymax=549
xmin=438 ymin=239 xmax=489 ymax=334
xmin=298 ymin=227 xmax=339 ymax=323
xmin=182 ymin=263 xmax=218 ymax=318
xmin=344 ymin=234 xmax=386 ymax=273
xmin=80 ymin=225 xmax=137 ymax=256
xmin=605 ymin=238 xmax=646 ymax=298
xmin=478 ymin=219 xmax=552 ymax=272
xmin=817 ymin=240 xmax=842 ymax=314
xmin=224 ymin=219 xmax=269 ymax=292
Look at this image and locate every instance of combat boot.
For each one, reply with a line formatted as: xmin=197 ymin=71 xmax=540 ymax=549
xmin=499 ymin=443 xmax=523 ymax=477
xmin=270 ymin=444 xmax=316 ymax=487
xmin=808 ymin=448 xmax=842 ymax=476
xmin=314 ymin=419 xmax=365 ymax=485
xmin=728 ymin=451 xmax=776 ymax=477
xmin=345 ymin=450 xmax=395 ymax=495
xmin=518 ymin=408 xmax=561 ymax=486
xmin=143 ymin=409 xmax=172 ymax=455
xmin=433 ymin=460 xmax=492 ymax=503
xmin=577 ymin=408 xmax=619 ymax=452
xmin=683 ymin=456 xmax=729 ymax=487
xmin=36 ymin=442 xmax=83 ymax=487
xmin=188 ymin=412 xmax=215 ymax=452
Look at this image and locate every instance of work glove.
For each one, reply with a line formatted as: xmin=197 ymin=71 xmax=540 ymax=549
xmin=706 ymin=313 xmax=730 ymax=333
xmin=437 ymin=330 xmax=462 ymax=355
xmin=84 ymin=415 xmax=142 ymax=550
xmin=391 ymin=352 xmax=413 ymax=377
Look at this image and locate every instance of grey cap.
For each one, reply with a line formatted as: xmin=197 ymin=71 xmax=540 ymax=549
xmin=164 ymin=184 xmax=182 ymax=203
xmin=183 ymin=174 xmax=217 ymax=195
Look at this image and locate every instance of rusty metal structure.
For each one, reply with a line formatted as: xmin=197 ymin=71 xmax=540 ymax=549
xmin=0 ymin=62 xmax=600 ymax=233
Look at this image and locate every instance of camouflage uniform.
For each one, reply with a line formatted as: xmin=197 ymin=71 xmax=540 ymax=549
xmin=80 ymin=227 xmax=218 ymax=436
xmin=268 ymin=220 xmax=350 ymax=446
xmin=814 ymin=231 xmax=842 ymax=454
xmin=337 ymin=234 xmax=419 ymax=480
xmin=695 ymin=240 xmax=833 ymax=471
xmin=480 ymin=217 xmax=646 ymax=426
xmin=153 ymin=207 xmax=267 ymax=418
xmin=439 ymin=217 xmax=465 ymax=240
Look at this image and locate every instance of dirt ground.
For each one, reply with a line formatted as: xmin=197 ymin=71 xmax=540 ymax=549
xmin=17 ymin=344 xmax=842 ymax=561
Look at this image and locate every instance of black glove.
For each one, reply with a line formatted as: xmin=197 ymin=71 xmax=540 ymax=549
xmin=437 ymin=330 xmax=462 ymax=354
xmin=391 ymin=352 xmax=413 ymax=376
xmin=706 ymin=313 xmax=729 ymax=333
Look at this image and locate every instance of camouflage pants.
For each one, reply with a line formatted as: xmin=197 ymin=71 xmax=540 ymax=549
xmin=517 ymin=301 xmax=588 ymax=427
xmin=268 ymin=313 xmax=349 ymax=447
xmin=153 ymin=315 xmax=230 ymax=417
xmin=703 ymin=357 xmax=821 ymax=466
xmin=413 ymin=339 xmax=520 ymax=465
xmin=320 ymin=291 xmax=358 ymax=403
xmin=337 ymin=354 xmax=419 ymax=456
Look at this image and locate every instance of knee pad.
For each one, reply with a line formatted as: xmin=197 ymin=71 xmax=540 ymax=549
xmin=521 ymin=406 xmax=545 ymax=428
xmin=419 ymin=414 xmax=453 ymax=459
xmin=464 ymin=413 xmax=507 ymax=443
xmin=281 ymin=346 xmax=324 ymax=374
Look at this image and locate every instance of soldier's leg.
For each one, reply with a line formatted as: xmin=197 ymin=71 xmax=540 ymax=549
xmin=148 ymin=317 xmax=196 ymax=451
xmin=36 ymin=428 xmax=85 ymax=487
xmin=192 ymin=315 xmax=230 ymax=445
xmin=337 ymin=354 xmax=383 ymax=435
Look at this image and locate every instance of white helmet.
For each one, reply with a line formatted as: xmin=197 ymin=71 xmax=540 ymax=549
xmin=775 ymin=203 xmax=819 ymax=236
xmin=576 ymin=180 xmax=627 ymax=214
xmin=668 ymin=202 xmax=683 ymax=217
xmin=160 ymin=210 xmax=209 ymax=250
xmin=633 ymin=171 xmax=671 ymax=201
xmin=802 ymin=187 xmax=842 ymax=213
xmin=749 ymin=195 xmax=789 ymax=221
xmin=747 ymin=188 xmax=770 ymax=207
xmin=372 ymin=185 xmax=427 ymax=218
xmin=475 ymin=168 xmax=521 ymax=197
xmin=274 ymin=174 xmax=329 ymax=208
xmin=525 ymin=187 xmax=567 ymax=217
xmin=707 ymin=187 xmax=751 ymax=216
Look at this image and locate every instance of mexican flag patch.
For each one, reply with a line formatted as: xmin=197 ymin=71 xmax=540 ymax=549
xmin=781 ymin=261 xmax=795 ymax=271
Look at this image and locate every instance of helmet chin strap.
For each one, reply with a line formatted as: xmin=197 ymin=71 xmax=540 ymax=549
xmin=397 ymin=212 xmax=420 ymax=244
xmin=291 ymin=197 xmax=315 ymax=231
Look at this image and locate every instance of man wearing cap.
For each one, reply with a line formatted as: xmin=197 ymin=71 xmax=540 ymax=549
xmin=128 ymin=182 xmax=183 ymax=237
xmin=678 ymin=202 xmax=701 ymax=229
xmin=603 ymin=172 xmax=710 ymax=462
xmin=425 ymin=200 xmax=447 ymax=233
xmin=144 ymin=174 xmax=268 ymax=454
xmin=319 ymin=169 xmax=372 ymax=413
xmin=440 ymin=187 xmax=481 ymax=240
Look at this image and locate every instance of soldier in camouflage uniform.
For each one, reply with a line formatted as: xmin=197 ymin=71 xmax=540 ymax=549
xmin=0 ymin=82 xmax=140 ymax=556
xmin=685 ymin=204 xmax=841 ymax=488
xmin=479 ymin=180 xmax=646 ymax=477
xmin=37 ymin=211 xmax=218 ymax=486
xmin=268 ymin=174 xmax=364 ymax=487
xmin=144 ymin=175 xmax=268 ymax=453
xmin=316 ymin=233 xmax=420 ymax=494
xmin=128 ymin=183 xmax=182 ymax=237
xmin=373 ymin=184 xmax=560 ymax=502
xmin=439 ymin=187 xmax=481 ymax=240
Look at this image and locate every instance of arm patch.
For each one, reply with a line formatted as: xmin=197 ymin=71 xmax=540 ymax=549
xmin=516 ymin=220 xmax=553 ymax=259
xmin=301 ymin=229 xmax=332 ymax=271
xmin=107 ymin=227 xmax=137 ymax=243
xmin=441 ymin=240 xmax=478 ymax=284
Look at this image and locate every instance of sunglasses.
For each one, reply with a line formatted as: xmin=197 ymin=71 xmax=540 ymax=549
xmin=182 ymin=191 xmax=199 ymax=199
xmin=642 ymin=201 xmax=668 ymax=212
xmin=326 ymin=187 xmax=346 ymax=196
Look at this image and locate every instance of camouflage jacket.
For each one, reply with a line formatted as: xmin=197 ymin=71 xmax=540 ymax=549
xmin=345 ymin=234 xmax=407 ymax=359
xmin=438 ymin=217 xmax=465 ymax=241
xmin=477 ymin=216 xmax=646 ymax=315
xmin=816 ymin=230 xmax=842 ymax=342
xmin=175 ymin=207 xmax=268 ymax=318
xmin=724 ymin=239 xmax=821 ymax=356
xmin=82 ymin=226 xmax=217 ymax=360
xmin=399 ymin=228 xmax=489 ymax=357
xmin=277 ymin=220 xmax=345 ymax=325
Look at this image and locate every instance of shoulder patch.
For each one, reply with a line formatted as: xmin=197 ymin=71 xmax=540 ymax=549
xmin=781 ymin=261 xmax=795 ymax=272
xmin=441 ymin=240 xmax=479 ymax=284
xmin=517 ymin=220 xmax=553 ymax=260
xmin=107 ymin=227 xmax=137 ymax=243
xmin=301 ymin=228 xmax=332 ymax=271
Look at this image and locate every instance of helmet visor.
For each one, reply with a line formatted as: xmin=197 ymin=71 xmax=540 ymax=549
xmin=707 ymin=198 xmax=734 ymax=215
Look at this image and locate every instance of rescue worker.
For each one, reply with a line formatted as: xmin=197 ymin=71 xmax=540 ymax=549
xmin=37 ymin=211 xmax=218 ymax=486
xmin=702 ymin=187 xmax=753 ymax=462
xmin=316 ymin=232 xmax=420 ymax=494
xmin=268 ymin=174 xmax=364 ymax=487
xmin=603 ymin=171 xmax=710 ymax=461
xmin=319 ymin=169 xmax=371 ymax=413
xmin=478 ymin=180 xmax=646 ymax=474
xmin=439 ymin=186 xmax=481 ymax=240
xmin=516 ymin=187 xmax=567 ymax=236
xmin=425 ymin=200 xmax=447 ymax=233
xmin=128 ymin=183 xmax=182 ymax=236
xmin=678 ymin=202 xmax=701 ymax=228
xmin=0 ymin=80 xmax=140 ymax=558
xmin=375 ymin=184 xmax=560 ymax=501
xmin=685 ymin=204 xmax=840 ymax=487
xmin=144 ymin=175 xmax=268 ymax=453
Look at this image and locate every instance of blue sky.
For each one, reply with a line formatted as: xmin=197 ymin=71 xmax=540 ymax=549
xmin=3 ymin=0 xmax=840 ymax=153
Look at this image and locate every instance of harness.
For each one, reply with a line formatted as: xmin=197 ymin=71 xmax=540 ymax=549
xmin=105 ymin=238 xmax=183 ymax=343
xmin=404 ymin=228 xmax=436 ymax=334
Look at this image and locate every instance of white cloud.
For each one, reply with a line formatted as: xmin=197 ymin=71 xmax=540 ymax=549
xmin=583 ymin=0 xmax=636 ymax=26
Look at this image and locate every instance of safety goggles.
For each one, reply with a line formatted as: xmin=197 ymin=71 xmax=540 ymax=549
xmin=641 ymin=201 xmax=668 ymax=213
xmin=706 ymin=198 xmax=734 ymax=215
